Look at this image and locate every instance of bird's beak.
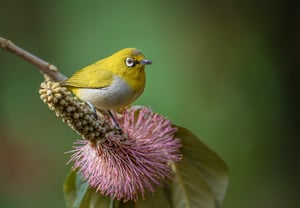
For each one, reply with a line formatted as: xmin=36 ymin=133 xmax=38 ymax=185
xmin=140 ymin=59 xmax=152 ymax=65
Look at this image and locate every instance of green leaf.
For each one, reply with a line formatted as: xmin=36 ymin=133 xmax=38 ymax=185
xmin=64 ymin=170 xmax=88 ymax=208
xmin=84 ymin=189 xmax=111 ymax=208
xmin=167 ymin=126 xmax=229 ymax=208
xmin=73 ymin=173 xmax=89 ymax=207
xmin=64 ymin=170 xmax=77 ymax=208
xmin=63 ymin=170 xmax=132 ymax=208
xmin=63 ymin=170 xmax=110 ymax=208
xmin=135 ymin=186 xmax=171 ymax=208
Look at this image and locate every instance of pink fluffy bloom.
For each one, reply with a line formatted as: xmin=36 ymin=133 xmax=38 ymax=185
xmin=69 ymin=107 xmax=182 ymax=202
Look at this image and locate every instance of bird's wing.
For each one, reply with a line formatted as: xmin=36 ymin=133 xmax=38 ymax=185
xmin=62 ymin=64 xmax=114 ymax=89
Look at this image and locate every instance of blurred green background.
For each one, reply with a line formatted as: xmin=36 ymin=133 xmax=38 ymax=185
xmin=0 ymin=0 xmax=298 ymax=207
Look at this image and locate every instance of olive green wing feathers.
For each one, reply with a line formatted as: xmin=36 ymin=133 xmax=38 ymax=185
xmin=62 ymin=64 xmax=114 ymax=89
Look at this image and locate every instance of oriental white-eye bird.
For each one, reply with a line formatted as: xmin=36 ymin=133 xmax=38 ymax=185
xmin=61 ymin=48 xmax=152 ymax=117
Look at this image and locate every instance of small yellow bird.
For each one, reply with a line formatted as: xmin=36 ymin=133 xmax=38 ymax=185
xmin=62 ymin=48 xmax=152 ymax=112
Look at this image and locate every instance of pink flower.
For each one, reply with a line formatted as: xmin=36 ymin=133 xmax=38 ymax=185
xmin=69 ymin=107 xmax=182 ymax=202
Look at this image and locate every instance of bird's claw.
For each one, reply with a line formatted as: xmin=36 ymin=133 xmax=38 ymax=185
xmin=86 ymin=101 xmax=98 ymax=119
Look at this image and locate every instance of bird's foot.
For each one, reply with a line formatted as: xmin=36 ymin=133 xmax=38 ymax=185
xmin=86 ymin=101 xmax=98 ymax=119
xmin=107 ymin=110 xmax=123 ymax=133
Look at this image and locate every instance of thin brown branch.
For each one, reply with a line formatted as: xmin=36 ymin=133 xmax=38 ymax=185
xmin=0 ymin=37 xmax=67 ymax=82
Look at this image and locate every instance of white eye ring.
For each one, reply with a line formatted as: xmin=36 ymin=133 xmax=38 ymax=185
xmin=125 ymin=57 xmax=135 ymax=67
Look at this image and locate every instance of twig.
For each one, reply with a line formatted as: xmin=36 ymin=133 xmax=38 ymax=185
xmin=0 ymin=37 xmax=66 ymax=82
xmin=0 ymin=36 xmax=123 ymax=141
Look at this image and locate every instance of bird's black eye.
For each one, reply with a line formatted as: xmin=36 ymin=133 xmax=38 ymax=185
xmin=125 ymin=57 xmax=136 ymax=67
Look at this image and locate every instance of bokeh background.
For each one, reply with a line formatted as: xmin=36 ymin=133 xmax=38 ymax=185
xmin=0 ymin=0 xmax=298 ymax=207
